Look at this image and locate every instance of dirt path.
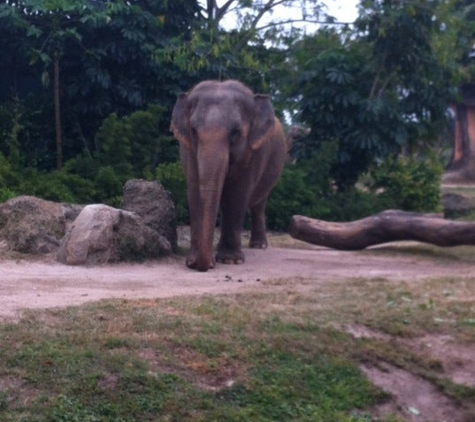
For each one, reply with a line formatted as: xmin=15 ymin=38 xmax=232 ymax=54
xmin=1 ymin=245 xmax=473 ymax=319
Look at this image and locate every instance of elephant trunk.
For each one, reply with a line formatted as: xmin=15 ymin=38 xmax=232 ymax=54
xmin=193 ymin=143 xmax=228 ymax=272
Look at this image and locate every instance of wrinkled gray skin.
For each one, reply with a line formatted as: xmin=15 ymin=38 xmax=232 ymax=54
xmin=170 ymin=80 xmax=287 ymax=271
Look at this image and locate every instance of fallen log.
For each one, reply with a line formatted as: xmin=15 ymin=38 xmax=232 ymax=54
xmin=289 ymin=210 xmax=475 ymax=250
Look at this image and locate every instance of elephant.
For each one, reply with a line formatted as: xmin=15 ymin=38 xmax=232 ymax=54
xmin=170 ymin=79 xmax=287 ymax=271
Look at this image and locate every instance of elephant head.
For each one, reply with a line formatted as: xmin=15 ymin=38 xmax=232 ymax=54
xmin=170 ymin=80 xmax=277 ymax=271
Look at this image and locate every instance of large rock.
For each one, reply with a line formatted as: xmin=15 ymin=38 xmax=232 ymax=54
xmin=57 ymin=204 xmax=171 ymax=265
xmin=0 ymin=196 xmax=83 ymax=254
xmin=120 ymin=179 xmax=178 ymax=251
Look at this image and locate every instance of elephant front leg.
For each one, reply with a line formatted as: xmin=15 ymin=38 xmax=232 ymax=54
xmin=183 ymin=166 xmax=216 ymax=271
xmin=249 ymin=198 xmax=268 ymax=249
xmin=186 ymin=203 xmax=216 ymax=270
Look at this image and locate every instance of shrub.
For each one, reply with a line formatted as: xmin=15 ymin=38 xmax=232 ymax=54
xmin=322 ymin=188 xmax=386 ymax=222
xmin=94 ymin=166 xmax=123 ymax=206
xmin=95 ymin=105 xmax=178 ymax=181
xmin=267 ymin=165 xmax=331 ymax=231
xmin=267 ymin=140 xmax=339 ymax=231
xmin=0 ymin=187 xmax=16 ymax=203
xmin=368 ymin=154 xmax=443 ymax=213
xmin=19 ymin=169 xmax=96 ymax=204
xmin=156 ymin=162 xmax=188 ymax=224
xmin=0 ymin=153 xmax=20 ymax=202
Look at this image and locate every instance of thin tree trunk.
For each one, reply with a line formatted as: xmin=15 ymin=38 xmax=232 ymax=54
xmin=444 ymin=84 xmax=475 ymax=183
xmin=54 ymin=51 xmax=62 ymax=170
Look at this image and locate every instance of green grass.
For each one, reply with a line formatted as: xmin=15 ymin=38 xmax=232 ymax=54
xmin=0 ymin=293 xmax=385 ymax=422
xmin=1 ymin=274 xmax=475 ymax=421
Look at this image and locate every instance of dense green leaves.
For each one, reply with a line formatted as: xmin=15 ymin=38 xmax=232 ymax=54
xmin=0 ymin=0 xmax=199 ymax=166
xmin=0 ymin=0 xmax=471 ymax=223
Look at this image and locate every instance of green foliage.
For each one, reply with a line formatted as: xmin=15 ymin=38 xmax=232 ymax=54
xmin=267 ymin=165 xmax=329 ymax=231
xmin=0 ymin=187 xmax=16 ymax=203
xmin=18 ymin=169 xmax=96 ymax=204
xmin=322 ymin=188 xmax=387 ymax=222
xmin=267 ymin=140 xmax=336 ymax=230
xmin=0 ymin=100 xmax=22 ymax=169
xmin=0 ymin=104 xmax=180 ymax=207
xmin=267 ymin=138 xmax=444 ymax=229
xmin=368 ymin=154 xmax=444 ymax=213
xmin=156 ymin=162 xmax=188 ymax=224
xmin=0 ymin=153 xmax=20 ymax=202
xmin=294 ymin=0 xmax=464 ymax=188
xmin=0 ymin=0 xmax=198 ymax=171
xmin=95 ymin=105 xmax=177 ymax=182
xmin=267 ymin=164 xmax=387 ymax=230
xmin=0 ymin=0 xmax=467 ymax=225
xmin=94 ymin=166 xmax=122 ymax=207
xmin=95 ymin=113 xmax=133 ymax=180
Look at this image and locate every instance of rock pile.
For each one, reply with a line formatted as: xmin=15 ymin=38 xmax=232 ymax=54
xmin=0 ymin=179 xmax=177 ymax=265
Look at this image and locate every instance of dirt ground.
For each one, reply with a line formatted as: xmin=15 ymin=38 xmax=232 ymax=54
xmin=1 ymin=242 xmax=473 ymax=320
xmin=1 ymin=235 xmax=474 ymax=421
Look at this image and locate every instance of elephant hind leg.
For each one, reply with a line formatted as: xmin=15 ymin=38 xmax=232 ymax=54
xmin=215 ymin=248 xmax=245 ymax=265
xmin=216 ymin=187 xmax=247 ymax=265
xmin=249 ymin=198 xmax=268 ymax=249
xmin=216 ymin=228 xmax=245 ymax=264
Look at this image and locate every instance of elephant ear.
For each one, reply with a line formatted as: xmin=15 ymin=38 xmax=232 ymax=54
xmin=249 ymin=94 xmax=276 ymax=150
xmin=170 ymin=93 xmax=192 ymax=149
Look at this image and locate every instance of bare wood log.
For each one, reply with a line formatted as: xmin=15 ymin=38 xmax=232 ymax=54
xmin=289 ymin=210 xmax=475 ymax=250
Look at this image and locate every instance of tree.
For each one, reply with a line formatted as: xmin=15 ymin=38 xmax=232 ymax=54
xmin=440 ymin=0 xmax=475 ymax=182
xmin=294 ymin=0 xmax=461 ymax=188
xmin=1 ymin=0 xmax=111 ymax=170
xmin=170 ymin=0 xmax=329 ymax=91
xmin=0 ymin=0 xmax=200 ymax=170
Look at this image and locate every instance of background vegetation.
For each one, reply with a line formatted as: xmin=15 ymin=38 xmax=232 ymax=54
xmin=1 ymin=0 xmax=475 ymax=229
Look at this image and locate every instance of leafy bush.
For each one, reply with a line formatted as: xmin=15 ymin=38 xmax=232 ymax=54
xmin=0 ymin=187 xmax=16 ymax=203
xmin=267 ymin=140 xmax=338 ymax=231
xmin=19 ymin=169 xmax=96 ymax=204
xmin=267 ymin=142 xmax=444 ymax=230
xmin=0 ymin=153 xmax=20 ymax=202
xmin=267 ymin=165 xmax=330 ymax=231
xmin=94 ymin=166 xmax=123 ymax=206
xmin=368 ymin=154 xmax=443 ymax=213
xmin=156 ymin=162 xmax=188 ymax=224
xmin=322 ymin=188 xmax=386 ymax=222
xmin=95 ymin=104 xmax=178 ymax=182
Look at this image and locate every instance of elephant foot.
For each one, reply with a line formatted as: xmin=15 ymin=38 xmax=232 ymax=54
xmin=216 ymin=248 xmax=245 ymax=265
xmin=186 ymin=253 xmax=215 ymax=272
xmin=249 ymin=237 xmax=268 ymax=249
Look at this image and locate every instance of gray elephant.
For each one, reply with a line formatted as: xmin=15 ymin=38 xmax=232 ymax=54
xmin=170 ymin=80 xmax=287 ymax=271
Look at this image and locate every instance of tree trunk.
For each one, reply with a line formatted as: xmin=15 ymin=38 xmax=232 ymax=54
xmin=54 ymin=51 xmax=63 ymax=170
xmin=289 ymin=210 xmax=475 ymax=250
xmin=444 ymin=84 xmax=475 ymax=184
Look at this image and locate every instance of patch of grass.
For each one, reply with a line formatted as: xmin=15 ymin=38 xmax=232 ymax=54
xmin=1 ymin=275 xmax=474 ymax=421
xmin=0 ymin=294 xmax=387 ymax=422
